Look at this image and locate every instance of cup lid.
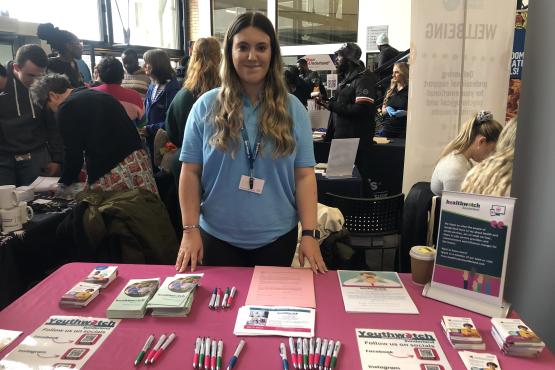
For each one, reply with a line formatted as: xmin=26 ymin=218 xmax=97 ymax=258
xmin=410 ymin=246 xmax=436 ymax=260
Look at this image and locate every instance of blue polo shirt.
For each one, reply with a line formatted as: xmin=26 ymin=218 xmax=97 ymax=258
xmin=180 ymin=88 xmax=316 ymax=249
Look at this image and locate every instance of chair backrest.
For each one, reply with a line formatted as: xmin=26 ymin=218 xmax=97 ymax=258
xmin=324 ymin=192 xmax=404 ymax=236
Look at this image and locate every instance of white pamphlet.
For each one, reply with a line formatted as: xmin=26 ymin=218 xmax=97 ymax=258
xmin=356 ymin=328 xmax=452 ymax=370
xmin=458 ymin=351 xmax=501 ymax=370
xmin=338 ymin=270 xmax=419 ymax=314
xmin=0 ymin=329 xmax=22 ymax=352
xmin=325 ymin=138 xmax=359 ymax=177
xmin=0 ymin=316 xmax=119 ymax=370
xmin=233 ymin=305 xmax=315 ymax=338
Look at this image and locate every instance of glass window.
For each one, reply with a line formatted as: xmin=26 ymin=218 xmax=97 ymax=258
xmin=111 ymin=0 xmax=179 ymax=49
xmin=0 ymin=0 xmax=101 ymax=41
xmin=212 ymin=0 xmax=267 ymax=42
xmin=278 ymin=0 xmax=359 ymax=46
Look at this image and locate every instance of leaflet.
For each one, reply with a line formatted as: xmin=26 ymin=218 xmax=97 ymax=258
xmin=0 ymin=316 xmax=119 ymax=370
xmin=233 ymin=305 xmax=315 ymax=338
xmin=338 ymin=270 xmax=419 ymax=314
xmin=0 ymin=329 xmax=22 ymax=352
xmin=356 ymin=328 xmax=452 ymax=370
xmin=458 ymin=351 xmax=501 ymax=370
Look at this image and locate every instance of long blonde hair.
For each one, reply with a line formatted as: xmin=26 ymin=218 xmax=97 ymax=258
xmin=210 ymin=12 xmax=294 ymax=157
xmin=383 ymin=62 xmax=409 ymax=106
xmin=461 ymin=117 xmax=517 ymax=196
xmin=184 ymin=37 xmax=221 ymax=96
xmin=439 ymin=111 xmax=503 ymax=159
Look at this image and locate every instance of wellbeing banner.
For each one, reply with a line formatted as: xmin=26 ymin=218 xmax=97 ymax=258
xmin=506 ymin=10 xmax=527 ymax=122
xmin=403 ymin=0 xmax=517 ymax=193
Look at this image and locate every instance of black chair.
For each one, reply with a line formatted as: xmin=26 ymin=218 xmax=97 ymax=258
xmin=324 ymin=192 xmax=404 ymax=271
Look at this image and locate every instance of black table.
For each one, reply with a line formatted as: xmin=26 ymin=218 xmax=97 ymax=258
xmin=313 ymin=139 xmax=405 ymax=197
xmin=0 ymin=209 xmax=71 ymax=309
xmin=316 ymin=168 xmax=363 ymax=205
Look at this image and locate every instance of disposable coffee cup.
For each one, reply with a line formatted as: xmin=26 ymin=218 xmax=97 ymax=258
xmin=410 ymin=246 xmax=436 ymax=285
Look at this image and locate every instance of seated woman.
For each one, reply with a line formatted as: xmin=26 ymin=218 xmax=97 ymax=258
xmin=379 ymin=62 xmax=409 ymax=138
xmin=461 ymin=118 xmax=517 ymax=196
xmin=29 ymin=73 xmax=157 ymax=194
xmin=430 ymin=111 xmax=502 ymax=195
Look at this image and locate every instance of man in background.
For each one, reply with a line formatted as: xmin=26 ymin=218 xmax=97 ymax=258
xmin=0 ymin=63 xmax=7 ymax=92
xmin=121 ymin=48 xmax=151 ymax=100
xmin=375 ymin=33 xmax=400 ymax=95
xmin=297 ymin=58 xmax=327 ymax=100
xmin=0 ymin=44 xmax=63 ymax=185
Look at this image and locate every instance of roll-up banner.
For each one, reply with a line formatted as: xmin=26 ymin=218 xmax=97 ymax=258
xmin=403 ymin=0 xmax=517 ymax=193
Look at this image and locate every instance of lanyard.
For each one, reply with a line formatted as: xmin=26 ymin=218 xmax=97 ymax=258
xmin=240 ymin=125 xmax=262 ymax=189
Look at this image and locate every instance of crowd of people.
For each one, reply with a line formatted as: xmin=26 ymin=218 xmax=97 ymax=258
xmin=0 ymin=13 xmax=518 ymax=272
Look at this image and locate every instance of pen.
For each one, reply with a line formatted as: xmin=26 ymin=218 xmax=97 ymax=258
xmin=211 ymin=337 xmax=218 ymax=370
xmin=134 ymin=334 xmax=154 ymax=366
xmin=227 ymin=286 xmax=237 ymax=307
xmin=226 ymin=339 xmax=245 ymax=370
xmin=289 ymin=337 xmax=298 ymax=369
xmin=152 ymin=332 xmax=176 ymax=364
xmin=302 ymin=338 xmax=309 ymax=370
xmin=297 ymin=337 xmax=303 ymax=369
xmin=280 ymin=342 xmax=289 ymax=370
xmin=314 ymin=338 xmax=322 ymax=368
xmin=199 ymin=337 xmax=206 ymax=369
xmin=216 ymin=339 xmax=224 ymax=370
xmin=193 ymin=336 xmax=202 ymax=369
xmin=145 ymin=334 xmax=166 ymax=365
xmin=222 ymin=288 xmax=230 ymax=308
xmin=323 ymin=340 xmax=334 ymax=370
xmin=318 ymin=339 xmax=328 ymax=370
xmin=215 ymin=288 xmax=222 ymax=310
xmin=204 ymin=337 xmax=212 ymax=370
xmin=329 ymin=341 xmax=341 ymax=370
xmin=209 ymin=288 xmax=217 ymax=309
xmin=309 ymin=338 xmax=315 ymax=369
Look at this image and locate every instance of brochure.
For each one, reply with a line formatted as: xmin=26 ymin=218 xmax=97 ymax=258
xmin=0 ymin=329 xmax=22 ymax=352
xmin=84 ymin=265 xmax=118 ymax=288
xmin=337 ymin=270 xmax=419 ymax=314
xmin=59 ymin=282 xmax=101 ymax=308
xmin=147 ymin=273 xmax=203 ymax=317
xmin=355 ymin=328 xmax=452 ymax=370
xmin=0 ymin=316 xmax=119 ymax=370
xmin=490 ymin=318 xmax=545 ymax=357
xmin=245 ymin=266 xmax=316 ymax=308
xmin=458 ymin=351 xmax=501 ymax=370
xmin=233 ymin=305 xmax=315 ymax=338
xmin=441 ymin=316 xmax=485 ymax=350
xmin=106 ymin=278 xmax=160 ymax=318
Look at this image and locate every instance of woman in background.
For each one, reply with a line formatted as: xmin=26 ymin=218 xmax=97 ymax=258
xmin=430 ymin=111 xmax=502 ymax=195
xmin=37 ymin=23 xmax=84 ymax=87
xmin=461 ymin=118 xmax=517 ymax=197
xmin=379 ymin=62 xmax=409 ymax=138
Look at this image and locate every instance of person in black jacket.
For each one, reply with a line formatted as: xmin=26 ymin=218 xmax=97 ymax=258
xmin=0 ymin=45 xmax=63 ymax=186
xmin=30 ymin=73 xmax=158 ymax=194
xmin=0 ymin=63 xmax=7 ymax=92
xmin=317 ymin=42 xmax=377 ymax=194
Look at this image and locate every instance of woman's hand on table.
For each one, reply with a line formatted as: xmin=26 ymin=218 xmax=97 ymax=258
xmin=175 ymin=230 xmax=204 ymax=272
xmin=299 ymin=236 xmax=328 ymax=274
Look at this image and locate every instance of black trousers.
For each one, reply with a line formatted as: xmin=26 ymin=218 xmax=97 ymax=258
xmin=200 ymin=226 xmax=298 ymax=267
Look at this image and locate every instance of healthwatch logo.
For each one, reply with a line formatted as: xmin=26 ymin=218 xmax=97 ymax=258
xmin=445 ymin=199 xmax=480 ymax=211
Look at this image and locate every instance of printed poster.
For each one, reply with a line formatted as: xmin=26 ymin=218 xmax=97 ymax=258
xmin=424 ymin=192 xmax=515 ymax=317
xmin=0 ymin=316 xmax=119 ymax=370
xmin=506 ymin=10 xmax=527 ymax=122
xmin=356 ymin=328 xmax=452 ymax=370
xmin=233 ymin=306 xmax=315 ymax=338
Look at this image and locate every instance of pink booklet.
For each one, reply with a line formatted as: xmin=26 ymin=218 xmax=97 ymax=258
xmin=245 ymin=266 xmax=316 ymax=308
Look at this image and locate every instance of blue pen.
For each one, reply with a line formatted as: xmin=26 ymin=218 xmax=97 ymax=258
xmin=279 ymin=343 xmax=289 ymax=370
xmin=318 ymin=339 xmax=328 ymax=370
xmin=226 ymin=339 xmax=245 ymax=370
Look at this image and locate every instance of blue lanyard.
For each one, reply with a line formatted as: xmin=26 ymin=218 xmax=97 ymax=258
xmin=240 ymin=125 xmax=262 ymax=189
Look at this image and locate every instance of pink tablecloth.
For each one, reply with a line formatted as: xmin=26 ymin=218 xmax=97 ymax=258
xmin=0 ymin=263 xmax=553 ymax=369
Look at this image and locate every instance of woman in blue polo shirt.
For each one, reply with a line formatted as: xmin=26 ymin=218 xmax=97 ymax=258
xmin=175 ymin=12 xmax=327 ymax=274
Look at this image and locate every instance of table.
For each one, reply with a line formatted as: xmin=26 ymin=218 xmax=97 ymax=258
xmin=316 ymin=169 xmax=363 ymax=205
xmin=0 ymin=210 xmax=71 ymax=310
xmin=314 ymin=139 xmax=405 ymax=197
xmin=1 ymin=263 xmax=553 ymax=369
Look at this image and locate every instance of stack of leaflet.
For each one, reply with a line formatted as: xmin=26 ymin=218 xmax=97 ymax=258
xmin=107 ymin=278 xmax=160 ymax=318
xmin=441 ymin=316 xmax=485 ymax=350
xmin=84 ymin=266 xmax=118 ymax=288
xmin=147 ymin=273 xmax=203 ymax=317
xmin=59 ymin=282 xmax=101 ymax=308
xmin=491 ymin=318 xmax=545 ymax=357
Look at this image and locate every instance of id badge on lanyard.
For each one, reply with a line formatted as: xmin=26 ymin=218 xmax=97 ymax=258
xmin=238 ymin=125 xmax=265 ymax=194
